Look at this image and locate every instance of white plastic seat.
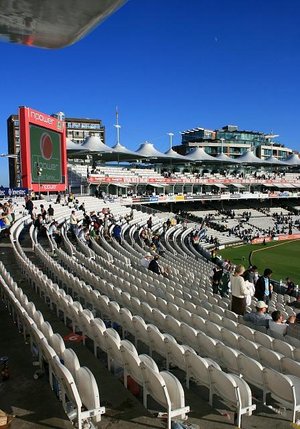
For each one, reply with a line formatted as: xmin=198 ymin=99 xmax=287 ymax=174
xmin=221 ymin=329 xmax=240 ymax=349
xmin=62 ymin=348 xmax=80 ymax=379
xmin=181 ymin=324 xmax=200 ymax=352
xmin=273 ymin=339 xmax=295 ymax=359
xmin=185 ymin=349 xmax=220 ymax=389
xmin=197 ymin=331 xmax=220 ymax=361
xmin=132 ymin=315 xmax=149 ymax=348
xmin=222 ymin=318 xmax=238 ymax=333
xmin=254 ymin=331 xmax=274 ymax=349
xmin=141 ymin=364 xmax=190 ymax=429
xmin=90 ymin=318 xmax=107 ymax=355
xmin=76 ymin=366 xmax=105 ymax=424
xmin=191 ymin=314 xmax=206 ymax=332
xmin=205 ymin=321 xmax=223 ymax=341
xmin=209 ymin=366 xmax=256 ymax=428
xmin=238 ymin=337 xmax=260 ymax=361
xmin=238 ymin=354 xmax=267 ymax=404
xmin=281 ymin=357 xmax=300 ymax=378
xmin=104 ymin=328 xmax=122 ymax=371
xmin=165 ymin=315 xmax=182 ymax=340
xmin=237 ymin=324 xmax=255 ymax=341
xmin=263 ymin=368 xmax=300 ymax=423
xmin=258 ymin=347 xmax=283 ymax=372
xmin=49 ymin=333 xmax=66 ymax=359
xmin=216 ymin=344 xmax=242 ymax=375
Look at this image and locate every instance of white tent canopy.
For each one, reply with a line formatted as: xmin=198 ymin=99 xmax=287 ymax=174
xmin=235 ymin=151 xmax=265 ymax=164
xmin=186 ymin=147 xmax=218 ymax=162
xmin=135 ymin=142 xmax=170 ymax=159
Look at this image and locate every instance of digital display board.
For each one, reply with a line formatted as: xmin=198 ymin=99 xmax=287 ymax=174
xmin=19 ymin=107 xmax=67 ymax=193
xmin=30 ymin=125 xmax=62 ymax=183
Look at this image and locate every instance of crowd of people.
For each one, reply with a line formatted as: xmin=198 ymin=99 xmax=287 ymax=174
xmin=211 ymin=262 xmax=300 ymax=340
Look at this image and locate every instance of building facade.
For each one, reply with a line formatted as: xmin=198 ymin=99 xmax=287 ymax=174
xmin=175 ymin=124 xmax=293 ymax=160
xmin=7 ymin=113 xmax=105 ymax=188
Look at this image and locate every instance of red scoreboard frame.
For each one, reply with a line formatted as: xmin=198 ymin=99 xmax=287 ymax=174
xmin=19 ymin=106 xmax=67 ymax=193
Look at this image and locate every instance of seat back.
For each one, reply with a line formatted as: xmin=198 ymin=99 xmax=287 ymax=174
xmin=263 ymin=368 xmax=294 ymax=404
xmin=63 ymin=348 xmax=80 ymax=379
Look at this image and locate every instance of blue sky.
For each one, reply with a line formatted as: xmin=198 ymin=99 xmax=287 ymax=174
xmin=0 ymin=0 xmax=300 ymax=186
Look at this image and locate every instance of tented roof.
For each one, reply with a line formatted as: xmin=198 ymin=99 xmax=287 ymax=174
xmin=186 ymin=147 xmax=218 ymax=162
xmin=235 ymin=151 xmax=265 ymax=164
xmin=164 ymin=148 xmax=189 ymax=161
xmin=284 ymin=154 xmax=300 ymax=166
xmin=81 ymin=136 xmax=115 ymax=153
xmin=135 ymin=142 xmax=169 ymax=159
xmin=263 ymin=156 xmax=287 ymax=165
xmin=66 ymin=138 xmax=85 ymax=152
xmin=215 ymin=153 xmax=238 ymax=163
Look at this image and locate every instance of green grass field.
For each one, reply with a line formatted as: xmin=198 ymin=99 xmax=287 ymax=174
xmin=218 ymin=239 xmax=300 ymax=285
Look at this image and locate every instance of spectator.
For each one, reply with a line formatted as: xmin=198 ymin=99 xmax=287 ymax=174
xmin=147 ymin=216 xmax=153 ymax=230
xmin=69 ymin=210 xmax=78 ymax=237
xmin=254 ymin=268 xmax=273 ymax=304
xmin=285 ymin=277 xmax=295 ymax=296
xmin=212 ymin=267 xmax=223 ymax=295
xmin=287 ymin=313 xmax=300 ymax=341
xmin=243 ymin=301 xmax=272 ymax=327
xmin=140 ymin=252 xmax=153 ymax=268
xmin=148 ymin=254 xmax=162 ymax=275
xmin=112 ymin=223 xmax=122 ymax=245
xmin=47 ymin=204 xmax=54 ymax=221
xmin=243 ymin=265 xmax=258 ymax=284
xmin=230 ymin=265 xmax=251 ymax=315
xmin=268 ymin=310 xmax=296 ymax=337
xmin=25 ymin=196 xmax=34 ymax=215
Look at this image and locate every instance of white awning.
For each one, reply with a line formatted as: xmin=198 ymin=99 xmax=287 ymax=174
xmin=214 ymin=183 xmax=227 ymax=188
xmin=231 ymin=183 xmax=245 ymax=188
xmin=109 ymin=183 xmax=134 ymax=188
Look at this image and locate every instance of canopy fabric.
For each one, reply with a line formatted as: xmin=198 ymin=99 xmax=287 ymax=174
xmin=135 ymin=142 xmax=169 ymax=159
xmin=231 ymin=183 xmax=245 ymax=188
xmin=263 ymin=156 xmax=287 ymax=165
xmin=108 ymin=183 xmax=133 ymax=188
xmin=284 ymin=154 xmax=300 ymax=166
xmin=186 ymin=147 xmax=218 ymax=162
xmin=215 ymin=153 xmax=238 ymax=163
xmin=235 ymin=151 xmax=265 ymax=164
xmin=81 ymin=136 xmax=115 ymax=153
xmin=213 ymin=183 xmax=227 ymax=188
xmin=164 ymin=148 xmax=188 ymax=161
xmin=66 ymin=138 xmax=86 ymax=151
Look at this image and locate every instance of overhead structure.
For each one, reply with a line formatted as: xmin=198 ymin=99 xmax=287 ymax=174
xmin=135 ymin=142 xmax=170 ymax=161
xmin=186 ymin=147 xmax=218 ymax=163
xmin=214 ymin=153 xmax=238 ymax=163
xmin=66 ymin=138 xmax=86 ymax=154
xmin=164 ymin=148 xmax=189 ymax=163
xmin=0 ymin=0 xmax=127 ymax=49
xmin=263 ymin=155 xmax=288 ymax=166
xmin=235 ymin=150 xmax=265 ymax=164
xmin=284 ymin=154 xmax=300 ymax=166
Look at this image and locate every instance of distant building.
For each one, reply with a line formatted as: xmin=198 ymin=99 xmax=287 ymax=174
xmin=175 ymin=124 xmax=293 ymax=160
xmin=7 ymin=113 xmax=105 ymax=188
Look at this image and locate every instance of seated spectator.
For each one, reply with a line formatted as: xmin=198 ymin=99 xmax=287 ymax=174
xmin=287 ymin=313 xmax=300 ymax=341
xmin=140 ymin=252 xmax=153 ymax=268
xmin=148 ymin=254 xmax=162 ymax=275
xmin=285 ymin=277 xmax=295 ymax=296
xmin=112 ymin=223 xmax=122 ymax=244
xmin=268 ymin=310 xmax=296 ymax=336
xmin=243 ymin=301 xmax=272 ymax=327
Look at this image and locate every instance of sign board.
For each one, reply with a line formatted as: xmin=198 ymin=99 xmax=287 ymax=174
xmin=19 ymin=106 xmax=67 ymax=193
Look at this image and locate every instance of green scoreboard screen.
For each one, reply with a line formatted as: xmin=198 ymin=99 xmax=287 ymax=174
xmin=30 ymin=124 xmax=62 ymax=184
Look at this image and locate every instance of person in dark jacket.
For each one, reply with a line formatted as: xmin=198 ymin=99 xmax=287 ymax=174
xmin=25 ymin=196 xmax=34 ymax=215
xmin=254 ymin=268 xmax=273 ymax=304
xmin=148 ymin=255 xmax=162 ymax=275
